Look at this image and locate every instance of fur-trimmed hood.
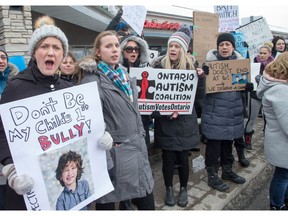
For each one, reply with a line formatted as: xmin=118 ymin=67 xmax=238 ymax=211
xmin=120 ymin=35 xmax=149 ymax=65
xmin=75 ymin=56 xmax=98 ymax=75
xmin=0 ymin=62 xmax=19 ymax=80
xmin=206 ymin=49 xmax=244 ymax=61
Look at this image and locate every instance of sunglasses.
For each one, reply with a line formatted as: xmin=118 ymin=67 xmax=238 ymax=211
xmin=124 ymin=46 xmax=140 ymax=53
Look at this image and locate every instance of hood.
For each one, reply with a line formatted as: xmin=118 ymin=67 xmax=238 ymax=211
xmin=7 ymin=62 xmax=19 ymax=79
xmin=256 ymin=71 xmax=288 ymax=99
xmin=206 ymin=49 xmax=244 ymax=62
xmin=120 ymin=35 xmax=149 ymax=65
xmin=75 ymin=56 xmax=98 ymax=75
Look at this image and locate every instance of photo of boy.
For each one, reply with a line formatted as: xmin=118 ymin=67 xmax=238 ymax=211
xmin=55 ymin=150 xmax=90 ymax=210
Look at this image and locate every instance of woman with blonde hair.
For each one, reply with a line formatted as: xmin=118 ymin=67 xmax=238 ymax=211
xmin=244 ymin=43 xmax=274 ymax=150
xmin=257 ymin=51 xmax=288 ymax=210
xmin=151 ymin=24 xmax=204 ymax=207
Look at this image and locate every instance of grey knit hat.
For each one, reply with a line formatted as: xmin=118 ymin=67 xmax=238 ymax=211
xmin=168 ymin=24 xmax=192 ymax=53
xmin=29 ymin=16 xmax=68 ymax=57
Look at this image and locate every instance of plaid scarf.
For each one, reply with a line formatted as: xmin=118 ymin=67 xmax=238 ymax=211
xmin=98 ymin=61 xmax=133 ymax=102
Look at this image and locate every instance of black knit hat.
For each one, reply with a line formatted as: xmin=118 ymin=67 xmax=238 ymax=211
xmin=217 ymin=33 xmax=235 ymax=48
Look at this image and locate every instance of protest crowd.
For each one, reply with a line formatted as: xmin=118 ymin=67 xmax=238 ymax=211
xmin=0 ymin=5 xmax=288 ymax=211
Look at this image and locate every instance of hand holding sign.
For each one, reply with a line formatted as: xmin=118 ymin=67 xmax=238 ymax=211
xmin=2 ymin=163 xmax=34 ymax=195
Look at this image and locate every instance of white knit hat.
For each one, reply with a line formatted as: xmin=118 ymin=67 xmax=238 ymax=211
xmin=168 ymin=24 xmax=192 ymax=53
xmin=29 ymin=16 xmax=68 ymax=57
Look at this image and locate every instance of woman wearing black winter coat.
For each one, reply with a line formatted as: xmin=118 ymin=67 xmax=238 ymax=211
xmin=0 ymin=15 xmax=72 ymax=210
xmin=151 ymin=25 xmax=204 ymax=208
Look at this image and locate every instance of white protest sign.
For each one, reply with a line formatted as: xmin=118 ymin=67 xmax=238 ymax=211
xmin=251 ymin=62 xmax=261 ymax=90
xmin=236 ymin=17 xmax=273 ymax=60
xmin=122 ymin=5 xmax=147 ymax=36
xmin=0 ymin=82 xmax=114 ymax=210
xmin=130 ymin=67 xmax=198 ymax=115
xmin=147 ymin=49 xmax=159 ymax=67
xmin=214 ymin=5 xmax=239 ymax=32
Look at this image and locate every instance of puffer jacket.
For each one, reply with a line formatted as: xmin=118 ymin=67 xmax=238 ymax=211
xmin=150 ymin=54 xmax=202 ymax=151
xmin=76 ymin=57 xmax=154 ymax=203
xmin=201 ymin=49 xmax=244 ymax=140
xmin=257 ymin=72 xmax=288 ymax=169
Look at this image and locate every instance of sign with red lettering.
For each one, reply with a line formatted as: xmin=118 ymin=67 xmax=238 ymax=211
xmin=130 ymin=67 xmax=198 ymax=115
xmin=144 ymin=20 xmax=181 ymax=30
xmin=0 ymin=82 xmax=113 ymax=210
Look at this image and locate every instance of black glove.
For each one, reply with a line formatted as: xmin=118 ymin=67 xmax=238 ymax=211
xmin=151 ymin=110 xmax=161 ymax=119
xmin=245 ymin=82 xmax=254 ymax=92
xmin=117 ymin=8 xmax=123 ymax=16
xmin=202 ymin=65 xmax=209 ymax=75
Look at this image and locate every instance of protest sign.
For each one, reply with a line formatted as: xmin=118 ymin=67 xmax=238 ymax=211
xmin=130 ymin=67 xmax=198 ymax=115
xmin=236 ymin=17 xmax=273 ymax=60
xmin=122 ymin=5 xmax=147 ymax=36
xmin=214 ymin=5 xmax=239 ymax=32
xmin=193 ymin=11 xmax=219 ymax=67
xmin=205 ymin=59 xmax=251 ymax=94
xmin=0 ymin=82 xmax=114 ymax=210
xmin=250 ymin=62 xmax=261 ymax=90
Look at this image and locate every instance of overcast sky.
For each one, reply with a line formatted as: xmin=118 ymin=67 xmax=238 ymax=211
xmin=11 ymin=0 xmax=288 ymax=32
xmin=145 ymin=4 xmax=288 ymax=32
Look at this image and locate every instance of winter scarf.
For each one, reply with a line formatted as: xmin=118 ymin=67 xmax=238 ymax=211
xmin=97 ymin=61 xmax=133 ymax=102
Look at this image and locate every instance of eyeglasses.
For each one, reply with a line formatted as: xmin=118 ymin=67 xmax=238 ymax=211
xmin=124 ymin=46 xmax=140 ymax=53
xmin=0 ymin=55 xmax=7 ymax=61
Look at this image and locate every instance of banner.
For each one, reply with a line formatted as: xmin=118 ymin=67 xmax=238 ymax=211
xmin=0 ymin=82 xmax=114 ymax=210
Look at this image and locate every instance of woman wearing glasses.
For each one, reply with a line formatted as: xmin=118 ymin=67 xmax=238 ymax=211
xmin=118 ymin=35 xmax=151 ymax=210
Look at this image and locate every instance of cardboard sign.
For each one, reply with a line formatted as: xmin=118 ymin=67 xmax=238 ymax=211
xmin=205 ymin=59 xmax=251 ymax=94
xmin=193 ymin=11 xmax=219 ymax=66
xmin=130 ymin=67 xmax=198 ymax=115
xmin=122 ymin=6 xmax=147 ymax=36
xmin=0 ymin=82 xmax=114 ymax=210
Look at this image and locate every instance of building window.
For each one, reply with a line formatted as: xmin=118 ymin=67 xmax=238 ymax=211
xmin=9 ymin=6 xmax=23 ymax=11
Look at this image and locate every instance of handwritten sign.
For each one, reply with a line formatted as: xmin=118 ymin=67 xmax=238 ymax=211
xmin=232 ymin=31 xmax=249 ymax=58
xmin=214 ymin=5 xmax=239 ymax=32
xmin=122 ymin=5 xmax=147 ymax=36
xmin=236 ymin=17 xmax=273 ymax=60
xmin=0 ymin=82 xmax=114 ymax=210
xmin=205 ymin=59 xmax=251 ymax=94
xmin=130 ymin=67 xmax=198 ymax=115
xmin=193 ymin=11 xmax=219 ymax=66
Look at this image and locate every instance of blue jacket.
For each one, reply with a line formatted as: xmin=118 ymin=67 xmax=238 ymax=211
xmin=56 ymin=179 xmax=90 ymax=210
xmin=0 ymin=63 xmax=19 ymax=96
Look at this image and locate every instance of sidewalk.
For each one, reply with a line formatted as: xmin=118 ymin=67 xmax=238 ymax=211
xmin=148 ymin=117 xmax=273 ymax=210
